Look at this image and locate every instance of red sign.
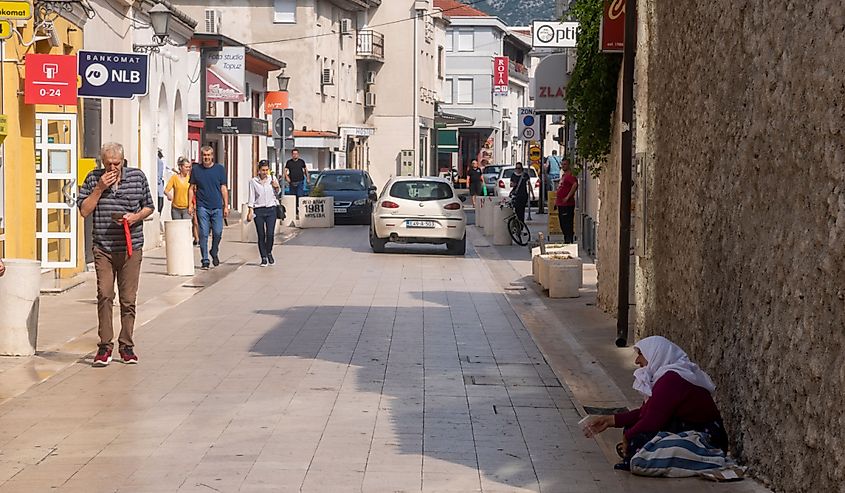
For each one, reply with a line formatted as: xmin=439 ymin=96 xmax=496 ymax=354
xmin=264 ymin=91 xmax=289 ymax=115
xmin=24 ymin=54 xmax=78 ymax=106
xmin=600 ymin=0 xmax=625 ymax=53
xmin=493 ymin=56 xmax=509 ymax=96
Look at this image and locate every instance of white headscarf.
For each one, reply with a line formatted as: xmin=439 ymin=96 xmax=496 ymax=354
xmin=632 ymin=336 xmax=716 ymax=398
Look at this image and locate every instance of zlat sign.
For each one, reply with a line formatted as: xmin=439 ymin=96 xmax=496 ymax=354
xmin=0 ymin=1 xmax=32 ymax=20
xmin=493 ymin=56 xmax=509 ymax=96
xmin=24 ymin=54 xmax=78 ymax=106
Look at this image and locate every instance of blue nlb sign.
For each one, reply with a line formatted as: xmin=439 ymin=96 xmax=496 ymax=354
xmin=78 ymin=51 xmax=149 ymax=99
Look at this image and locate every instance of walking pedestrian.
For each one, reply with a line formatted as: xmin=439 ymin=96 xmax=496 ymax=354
xmin=509 ymin=162 xmax=534 ymax=224
xmin=189 ymin=146 xmax=229 ymax=270
xmin=165 ymin=157 xmax=199 ymax=244
xmin=156 ymin=149 xmax=166 ymax=214
xmin=246 ymin=160 xmax=281 ymax=267
xmin=284 ymin=148 xmax=308 ymax=215
xmin=555 ymin=158 xmax=578 ymax=243
xmin=77 ymin=142 xmax=154 ymax=367
xmin=467 ymin=159 xmax=483 ymax=210
xmin=543 ymin=150 xmax=562 ymax=192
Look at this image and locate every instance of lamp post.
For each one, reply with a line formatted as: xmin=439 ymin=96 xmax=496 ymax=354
xmin=133 ymin=4 xmax=174 ymax=53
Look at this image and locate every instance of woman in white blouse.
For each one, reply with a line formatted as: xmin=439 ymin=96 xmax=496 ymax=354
xmin=246 ymin=160 xmax=281 ymax=267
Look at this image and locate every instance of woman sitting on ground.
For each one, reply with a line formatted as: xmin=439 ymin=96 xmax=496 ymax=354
xmin=583 ymin=336 xmax=728 ymax=470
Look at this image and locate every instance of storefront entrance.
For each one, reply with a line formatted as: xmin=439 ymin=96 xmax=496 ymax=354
xmin=35 ymin=113 xmax=78 ymax=268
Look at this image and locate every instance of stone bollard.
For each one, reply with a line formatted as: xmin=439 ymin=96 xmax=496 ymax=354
xmin=164 ymin=220 xmax=195 ymax=276
xmin=482 ymin=197 xmax=496 ymax=237
xmin=492 ymin=198 xmax=514 ymax=246
xmin=240 ymin=204 xmax=258 ymax=243
xmin=0 ymin=259 xmax=41 ymax=356
xmin=476 ymin=198 xmax=485 ymax=230
xmin=548 ymin=263 xmax=581 ymax=298
xmin=298 ymin=197 xmax=334 ymax=228
xmin=280 ymin=195 xmax=297 ymax=227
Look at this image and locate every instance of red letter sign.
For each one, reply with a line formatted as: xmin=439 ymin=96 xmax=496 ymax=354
xmin=493 ymin=56 xmax=509 ymax=96
xmin=25 ymin=54 xmax=78 ymax=106
xmin=600 ymin=0 xmax=625 ymax=53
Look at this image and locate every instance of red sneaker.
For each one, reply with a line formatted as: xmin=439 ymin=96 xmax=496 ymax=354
xmin=93 ymin=347 xmax=112 ymax=367
xmin=119 ymin=346 xmax=138 ymax=364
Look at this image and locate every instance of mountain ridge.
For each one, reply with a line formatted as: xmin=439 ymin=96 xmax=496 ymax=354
xmin=471 ymin=0 xmax=557 ymax=26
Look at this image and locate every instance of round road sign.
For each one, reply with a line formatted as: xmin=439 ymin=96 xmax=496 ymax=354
xmin=529 ymin=146 xmax=542 ymax=160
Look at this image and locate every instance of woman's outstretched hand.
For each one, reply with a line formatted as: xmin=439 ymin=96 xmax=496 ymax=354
xmin=582 ymin=415 xmax=614 ymax=438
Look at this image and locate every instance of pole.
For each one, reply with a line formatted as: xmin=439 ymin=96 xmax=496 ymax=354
xmin=199 ymin=46 xmax=207 ymax=145
xmin=537 ymin=115 xmax=546 ymax=214
xmin=616 ymin=0 xmax=636 ymax=347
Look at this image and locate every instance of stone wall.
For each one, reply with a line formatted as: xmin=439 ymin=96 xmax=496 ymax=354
xmin=634 ymin=1 xmax=845 ymax=491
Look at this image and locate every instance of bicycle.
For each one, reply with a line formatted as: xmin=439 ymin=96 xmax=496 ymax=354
xmin=500 ymin=197 xmax=531 ymax=246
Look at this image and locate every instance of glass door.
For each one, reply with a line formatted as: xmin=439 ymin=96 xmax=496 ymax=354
xmin=35 ymin=113 xmax=78 ymax=268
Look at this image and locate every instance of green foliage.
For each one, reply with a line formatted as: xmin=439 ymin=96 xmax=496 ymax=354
xmin=566 ymin=0 xmax=622 ymax=176
xmin=308 ymin=184 xmax=325 ymax=197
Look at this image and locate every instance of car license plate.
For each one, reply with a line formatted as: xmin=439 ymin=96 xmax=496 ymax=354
xmin=334 ymin=207 xmax=348 ymax=214
xmin=406 ymin=220 xmax=435 ymax=228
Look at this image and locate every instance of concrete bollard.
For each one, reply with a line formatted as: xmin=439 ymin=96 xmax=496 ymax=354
xmin=164 ymin=220 xmax=195 ymax=276
xmin=240 ymin=204 xmax=258 ymax=243
xmin=482 ymin=197 xmax=496 ymax=237
xmin=548 ymin=263 xmax=581 ymax=298
xmin=0 ymin=259 xmax=41 ymax=356
xmin=475 ymin=198 xmax=485 ymax=230
xmin=298 ymin=197 xmax=334 ymax=228
xmin=280 ymin=195 xmax=297 ymax=227
xmin=492 ymin=199 xmax=513 ymax=246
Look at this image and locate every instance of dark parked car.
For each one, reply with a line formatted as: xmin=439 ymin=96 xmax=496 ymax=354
xmin=314 ymin=169 xmax=376 ymax=224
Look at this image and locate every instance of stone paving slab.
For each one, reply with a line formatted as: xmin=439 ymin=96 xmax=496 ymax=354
xmin=0 ymin=225 xmax=767 ymax=492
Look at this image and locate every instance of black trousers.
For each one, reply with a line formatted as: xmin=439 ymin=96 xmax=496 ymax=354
xmin=513 ymin=195 xmax=528 ymax=223
xmin=253 ymin=207 xmax=277 ymax=259
xmin=558 ymin=205 xmax=575 ymax=243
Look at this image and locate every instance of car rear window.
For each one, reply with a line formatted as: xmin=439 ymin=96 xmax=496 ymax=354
xmin=483 ymin=166 xmax=502 ymax=174
xmin=316 ymin=173 xmax=367 ymax=191
xmin=389 ymin=181 xmax=454 ymax=201
xmin=502 ymin=168 xmax=537 ymax=179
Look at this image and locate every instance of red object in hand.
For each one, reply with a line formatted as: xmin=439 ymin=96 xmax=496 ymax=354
xmin=123 ymin=220 xmax=133 ymax=257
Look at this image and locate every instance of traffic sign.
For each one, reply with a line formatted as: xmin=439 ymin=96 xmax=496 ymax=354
xmin=24 ymin=54 xmax=77 ymax=106
xmin=78 ymin=51 xmax=149 ymax=99
xmin=0 ymin=1 xmax=32 ymax=20
xmin=518 ymin=107 xmax=540 ymax=142
xmin=529 ymin=145 xmax=542 ymax=162
xmin=0 ymin=20 xmax=12 ymax=39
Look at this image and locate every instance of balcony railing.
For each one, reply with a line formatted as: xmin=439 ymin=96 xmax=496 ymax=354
xmin=357 ymin=30 xmax=385 ymax=63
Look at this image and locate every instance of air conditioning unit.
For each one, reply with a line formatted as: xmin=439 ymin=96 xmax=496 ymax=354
xmin=204 ymin=9 xmax=222 ymax=34
xmin=365 ymin=92 xmax=376 ymax=107
xmin=340 ymin=18 xmax=353 ymax=36
xmin=321 ymin=68 xmax=334 ymax=86
xmin=366 ymin=71 xmax=376 ymax=85
xmin=502 ymin=108 xmax=511 ymax=119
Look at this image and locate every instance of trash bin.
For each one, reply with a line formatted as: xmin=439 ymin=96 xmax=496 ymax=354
xmin=164 ymin=220 xmax=195 ymax=276
xmin=0 ymin=259 xmax=41 ymax=356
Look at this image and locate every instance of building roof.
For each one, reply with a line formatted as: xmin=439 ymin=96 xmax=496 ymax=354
xmin=434 ymin=0 xmax=490 ymax=17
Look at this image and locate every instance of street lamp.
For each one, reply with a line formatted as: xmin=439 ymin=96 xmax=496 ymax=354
xmin=276 ymin=72 xmax=291 ymax=91
xmin=133 ymin=4 xmax=175 ymax=53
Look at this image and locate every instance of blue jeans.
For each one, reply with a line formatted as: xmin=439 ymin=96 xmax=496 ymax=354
xmin=197 ymin=206 xmax=223 ymax=264
xmin=290 ymin=181 xmax=305 ymax=198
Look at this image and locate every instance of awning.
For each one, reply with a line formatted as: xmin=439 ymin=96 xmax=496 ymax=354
xmin=437 ymin=129 xmax=458 ymax=152
xmin=205 ymin=117 xmax=268 ymax=135
xmin=435 ymin=111 xmax=475 ymax=128
xmin=292 ymin=130 xmax=341 ymax=149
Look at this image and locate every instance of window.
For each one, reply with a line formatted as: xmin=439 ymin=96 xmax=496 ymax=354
xmin=445 ymin=29 xmax=453 ymax=51
xmin=443 ymin=79 xmax=453 ymax=104
xmin=456 ymin=78 xmax=473 ymax=104
xmin=389 ymin=181 xmax=454 ymax=201
xmin=457 ymin=29 xmax=474 ymax=51
xmin=273 ymin=0 xmax=296 ymax=23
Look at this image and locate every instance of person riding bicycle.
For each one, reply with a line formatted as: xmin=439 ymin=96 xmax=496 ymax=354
xmin=509 ymin=162 xmax=534 ymax=224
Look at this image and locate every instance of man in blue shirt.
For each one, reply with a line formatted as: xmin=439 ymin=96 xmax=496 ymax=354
xmin=544 ymin=149 xmax=562 ymax=193
xmin=189 ymin=146 xmax=229 ymax=270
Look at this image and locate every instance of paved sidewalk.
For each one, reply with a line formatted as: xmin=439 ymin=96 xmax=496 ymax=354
xmin=0 ymin=225 xmax=766 ymax=492
xmin=0 ymin=223 xmax=296 ymax=406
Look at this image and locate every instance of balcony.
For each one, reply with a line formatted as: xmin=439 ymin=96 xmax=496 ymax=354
xmin=357 ymin=30 xmax=385 ymax=63
xmin=509 ymin=61 xmax=529 ymax=82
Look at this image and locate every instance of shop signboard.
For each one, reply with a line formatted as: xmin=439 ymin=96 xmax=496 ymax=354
xmin=493 ymin=56 xmax=509 ymax=96
xmin=600 ymin=0 xmax=625 ymax=52
xmin=24 ymin=54 xmax=77 ymax=106
xmin=206 ymin=47 xmax=246 ymax=102
xmin=0 ymin=1 xmax=31 ymax=20
xmin=78 ymin=51 xmax=149 ymax=99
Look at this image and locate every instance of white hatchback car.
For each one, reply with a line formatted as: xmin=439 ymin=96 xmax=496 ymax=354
xmin=370 ymin=177 xmax=467 ymax=255
xmin=496 ymin=166 xmax=540 ymax=202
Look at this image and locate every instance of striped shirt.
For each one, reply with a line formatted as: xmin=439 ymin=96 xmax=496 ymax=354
xmin=77 ymin=167 xmax=155 ymax=253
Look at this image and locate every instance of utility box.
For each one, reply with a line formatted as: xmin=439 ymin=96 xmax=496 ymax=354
xmin=399 ymin=150 xmax=415 ymax=176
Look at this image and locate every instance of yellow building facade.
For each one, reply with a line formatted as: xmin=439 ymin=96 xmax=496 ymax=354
xmin=1 ymin=6 xmax=86 ymax=278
